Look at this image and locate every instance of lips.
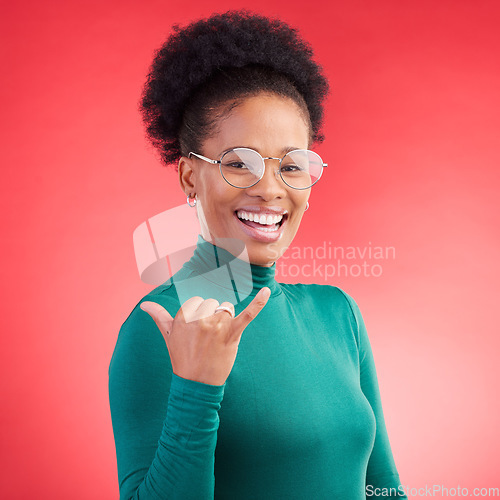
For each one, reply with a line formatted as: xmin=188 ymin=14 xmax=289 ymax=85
xmin=233 ymin=210 xmax=288 ymax=243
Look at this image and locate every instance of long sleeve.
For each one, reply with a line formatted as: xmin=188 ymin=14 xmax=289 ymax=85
xmin=338 ymin=289 xmax=407 ymax=499
xmin=109 ymin=235 xmax=409 ymax=498
xmin=108 ymin=298 xmax=225 ymax=500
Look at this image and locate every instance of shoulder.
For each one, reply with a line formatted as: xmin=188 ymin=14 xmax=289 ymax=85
xmin=279 ymin=282 xmax=363 ymax=338
xmin=279 ymin=281 xmax=359 ymax=310
xmin=109 ymin=282 xmax=180 ymax=377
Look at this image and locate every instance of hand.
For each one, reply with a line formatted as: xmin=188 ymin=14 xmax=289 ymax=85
xmin=139 ymin=287 xmax=271 ymax=386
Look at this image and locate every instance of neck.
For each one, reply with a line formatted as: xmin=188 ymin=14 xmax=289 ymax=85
xmin=201 ymin=234 xmax=276 ymax=267
xmin=179 ymin=234 xmax=281 ymax=302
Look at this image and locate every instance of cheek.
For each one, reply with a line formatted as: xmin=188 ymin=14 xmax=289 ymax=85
xmin=288 ymin=197 xmax=308 ymax=225
xmin=201 ymin=184 xmax=237 ymax=221
xmin=290 ymin=211 xmax=304 ymax=229
xmin=291 ymin=194 xmax=309 ymax=212
xmin=198 ymin=172 xmax=226 ymax=204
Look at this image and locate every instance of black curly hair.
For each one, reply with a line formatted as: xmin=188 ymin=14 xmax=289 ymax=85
xmin=139 ymin=10 xmax=329 ymax=169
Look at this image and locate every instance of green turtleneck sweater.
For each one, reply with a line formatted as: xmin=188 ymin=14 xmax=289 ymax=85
xmin=109 ymin=235 xmax=406 ymax=499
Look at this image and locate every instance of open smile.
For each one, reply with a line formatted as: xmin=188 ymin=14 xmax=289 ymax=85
xmin=234 ymin=209 xmax=289 ymax=243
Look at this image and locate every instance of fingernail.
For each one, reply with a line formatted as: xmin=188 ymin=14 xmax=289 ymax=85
xmin=140 ymin=302 xmax=151 ymax=313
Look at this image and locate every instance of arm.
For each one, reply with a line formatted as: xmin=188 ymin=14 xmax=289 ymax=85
xmin=108 ymin=298 xmax=225 ymax=500
xmin=339 ymin=289 xmax=407 ymax=499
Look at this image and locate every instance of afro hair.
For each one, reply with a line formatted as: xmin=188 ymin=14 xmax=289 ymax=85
xmin=139 ymin=10 xmax=329 ymax=168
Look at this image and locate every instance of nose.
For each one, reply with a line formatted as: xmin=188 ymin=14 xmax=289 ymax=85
xmin=245 ymin=158 xmax=287 ymax=199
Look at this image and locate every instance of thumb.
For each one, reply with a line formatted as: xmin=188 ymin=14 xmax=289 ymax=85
xmin=140 ymin=301 xmax=174 ymax=337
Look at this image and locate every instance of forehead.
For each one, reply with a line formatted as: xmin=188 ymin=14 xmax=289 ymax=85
xmin=204 ymin=93 xmax=311 ymax=156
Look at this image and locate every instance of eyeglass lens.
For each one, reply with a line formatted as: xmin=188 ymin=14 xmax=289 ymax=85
xmin=220 ymin=148 xmax=323 ymax=189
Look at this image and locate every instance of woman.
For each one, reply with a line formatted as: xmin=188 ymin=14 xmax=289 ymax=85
xmin=109 ymin=10 xmax=407 ymax=499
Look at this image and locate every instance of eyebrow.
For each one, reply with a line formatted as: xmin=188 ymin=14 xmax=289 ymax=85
xmin=219 ymin=145 xmax=302 ymax=157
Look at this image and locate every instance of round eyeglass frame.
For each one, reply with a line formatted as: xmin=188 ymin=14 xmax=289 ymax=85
xmin=188 ymin=147 xmax=328 ymax=190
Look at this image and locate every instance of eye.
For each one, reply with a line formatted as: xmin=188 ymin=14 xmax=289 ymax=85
xmin=280 ymin=163 xmax=304 ymax=173
xmin=224 ymin=162 xmax=248 ymax=169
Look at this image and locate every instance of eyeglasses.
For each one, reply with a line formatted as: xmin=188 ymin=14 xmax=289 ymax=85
xmin=188 ymin=147 xmax=327 ymax=190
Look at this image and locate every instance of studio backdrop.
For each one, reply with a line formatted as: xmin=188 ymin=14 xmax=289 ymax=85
xmin=1 ymin=0 xmax=499 ymax=498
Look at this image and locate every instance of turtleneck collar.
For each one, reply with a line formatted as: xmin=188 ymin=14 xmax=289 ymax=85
xmin=180 ymin=234 xmax=282 ymax=301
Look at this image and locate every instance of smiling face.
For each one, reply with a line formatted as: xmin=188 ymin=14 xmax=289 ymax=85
xmin=178 ymin=92 xmax=311 ymax=267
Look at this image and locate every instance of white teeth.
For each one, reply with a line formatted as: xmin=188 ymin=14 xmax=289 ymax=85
xmin=236 ymin=210 xmax=284 ymax=225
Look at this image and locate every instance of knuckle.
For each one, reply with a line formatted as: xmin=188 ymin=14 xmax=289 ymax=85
xmin=197 ymin=316 xmax=208 ymax=328
xmin=198 ymin=316 xmax=213 ymax=329
xmin=204 ymin=298 xmax=220 ymax=308
xmin=255 ymin=298 xmax=267 ymax=308
xmin=157 ymin=315 xmax=171 ymax=328
xmin=213 ymin=321 xmax=225 ymax=334
xmin=219 ymin=301 xmax=235 ymax=312
xmin=183 ymin=296 xmax=203 ymax=307
xmin=242 ymin=309 xmax=257 ymax=322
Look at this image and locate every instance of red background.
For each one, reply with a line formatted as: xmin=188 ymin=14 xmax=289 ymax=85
xmin=1 ymin=0 xmax=499 ymax=498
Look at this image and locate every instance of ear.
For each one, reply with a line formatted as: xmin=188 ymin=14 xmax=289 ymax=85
xmin=178 ymin=155 xmax=196 ymax=196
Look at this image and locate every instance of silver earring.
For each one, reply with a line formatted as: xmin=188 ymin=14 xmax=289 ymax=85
xmin=187 ymin=194 xmax=197 ymax=207
xmin=304 ymin=201 xmax=309 ymax=211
